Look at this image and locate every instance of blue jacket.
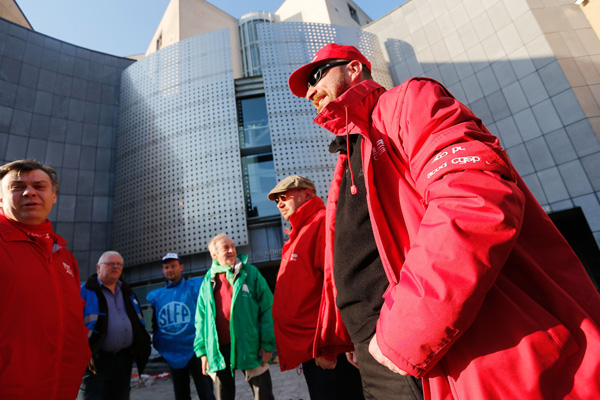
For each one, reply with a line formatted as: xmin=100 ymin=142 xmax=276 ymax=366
xmin=81 ymin=274 xmax=151 ymax=373
xmin=147 ymin=277 xmax=203 ymax=369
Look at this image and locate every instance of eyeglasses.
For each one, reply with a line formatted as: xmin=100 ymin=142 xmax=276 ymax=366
xmin=101 ymin=262 xmax=123 ymax=267
xmin=307 ymin=60 xmax=351 ymax=89
xmin=273 ymin=193 xmax=290 ymax=204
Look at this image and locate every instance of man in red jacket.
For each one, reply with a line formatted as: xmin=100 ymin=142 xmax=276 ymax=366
xmin=0 ymin=159 xmax=91 ymax=399
xmin=269 ymin=175 xmax=364 ymax=400
xmin=287 ymin=43 xmax=600 ymax=399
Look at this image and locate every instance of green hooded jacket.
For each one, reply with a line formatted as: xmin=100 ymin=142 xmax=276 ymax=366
xmin=193 ymin=254 xmax=275 ymax=373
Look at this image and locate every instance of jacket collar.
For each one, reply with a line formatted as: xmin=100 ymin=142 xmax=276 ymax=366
xmin=85 ymin=273 xmax=132 ymax=295
xmin=166 ymin=276 xmax=185 ymax=288
xmin=314 ymin=79 xmax=386 ymax=136
xmin=0 ymin=209 xmax=66 ymax=248
xmin=289 ymin=196 xmax=325 ymax=232
xmin=0 ymin=211 xmax=29 ymax=242
xmin=209 ymin=253 xmax=249 ymax=271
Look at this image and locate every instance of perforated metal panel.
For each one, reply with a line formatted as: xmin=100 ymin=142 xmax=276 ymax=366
xmin=114 ymin=29 xmax=247 ymax=265
xmin=259 ymin=22 xmax=393 ymax=200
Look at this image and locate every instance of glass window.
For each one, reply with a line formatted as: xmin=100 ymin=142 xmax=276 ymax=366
xmin=348 ymin=4 xmax=360 ymax=24
xmin=237 ymin=96 xmax=271 ymax=148
xmin=242 ymin=154 xmax=278 ymax=219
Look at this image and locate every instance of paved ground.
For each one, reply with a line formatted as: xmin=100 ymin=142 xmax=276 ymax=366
xmin=131 ymin=363 xmax=310 ymax=400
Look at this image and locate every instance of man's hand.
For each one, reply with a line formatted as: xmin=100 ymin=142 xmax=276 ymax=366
xmin=368 ymin=333 xmax=408 ymax=375
xmin=259 ymin=348 xmax=272 ymax=365
xmin=315 ymin=356 xmax=337 ymax=369
xmin=345 ymin=351 xmax=359 ymax=369
xmin=201 ymin=355 xmax=209 ymax=375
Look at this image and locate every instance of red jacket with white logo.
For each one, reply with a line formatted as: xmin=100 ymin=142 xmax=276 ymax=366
xmin=0 ymin=210 xmax=91 ymax=400
xmin=314 ymin=78 xmax=600 ymax=399
xmin=272 ymin=196 xmax=327 ymax=371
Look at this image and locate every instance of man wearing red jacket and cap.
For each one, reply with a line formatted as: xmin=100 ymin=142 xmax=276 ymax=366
xmin=0 ymin=159 xmax=90 ymax=399
xmin=287 ymin=43 xmax=600 ymax=399
xmin=269 ymin=175 xmax=364 ymax=400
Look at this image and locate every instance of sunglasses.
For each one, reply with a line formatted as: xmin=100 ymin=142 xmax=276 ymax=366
xmin=273 ymin=193 xmax=290 ymax=204
xmin=307 ymin=60 xmax=351 ymax=89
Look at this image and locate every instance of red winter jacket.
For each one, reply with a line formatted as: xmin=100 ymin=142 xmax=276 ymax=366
xmin=314 ymin=78 xmax=600 ymax=399
xmin=273 ymin=197 xmax=327 ymax=371
xmin=0 ymin=210 xmax=91 ymax=399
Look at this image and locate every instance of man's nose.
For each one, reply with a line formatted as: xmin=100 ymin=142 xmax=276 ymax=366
xmin=306 ymin=86 xmax=317 ymax=101
xmin=22 ymin=185 xmax=36 ymax=196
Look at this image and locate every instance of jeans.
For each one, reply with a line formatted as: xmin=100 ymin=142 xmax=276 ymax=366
xmin=170 ymin=355 xmax=216 ymax=400
xmin=302 ymin=353 xmax=365 ymax=400
xmin=77 ymin=350 xmax=134 ymax=400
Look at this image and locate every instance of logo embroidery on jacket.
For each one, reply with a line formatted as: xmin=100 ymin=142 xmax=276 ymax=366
xmin=158 ymin=301 xmax=192 ymax=335
xmin=63 ymin=262 xmax=74 ymax=277
xmin=291 ymin=254 xmax=298 ymax=261
xmin=452 ymin=156 xmax=480 ymax=164
xmin=372 ymin=139 xmax=387 ymax=161
xmin=427 ymin=162 xmax=447 ymax=179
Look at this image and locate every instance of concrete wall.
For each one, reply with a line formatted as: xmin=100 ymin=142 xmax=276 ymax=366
xmin=0 ymin=17 xmax=134 ymax=279
xmin=579 ymin=0 xmax=600 ymax=39
xmin=275 ymin=0 xmax=371 ymax=27
xmin=0 ymin=0 xmax=31 ymax=29
xmin=145 ymin=0 xmax=242 ymax=78
xmin=527 ymin=0 xmax=600 ymax=141
xmin=145 ymin=0 xmax=180 ymax=55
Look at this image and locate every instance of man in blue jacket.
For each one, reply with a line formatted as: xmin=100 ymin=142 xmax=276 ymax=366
xmin=147 ymin=253 xmax=215 ymax=400
xmin=79 ymin=251 xmax=151 ymax=400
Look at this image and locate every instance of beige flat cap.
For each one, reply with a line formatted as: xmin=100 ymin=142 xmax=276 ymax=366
xmin=268 ymin=175 xmax=316 ymax=200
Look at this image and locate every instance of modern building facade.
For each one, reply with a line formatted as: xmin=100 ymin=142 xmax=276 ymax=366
xmin=1 ymin=0 xmax=599 ymax=309
xmin=0 ymin=8 xmax=134 ymax=274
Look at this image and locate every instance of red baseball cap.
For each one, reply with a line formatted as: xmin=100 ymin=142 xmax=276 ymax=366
xmin=288 ymin=43 xmax=371 ymax=97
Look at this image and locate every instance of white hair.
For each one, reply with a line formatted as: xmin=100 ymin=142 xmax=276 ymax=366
xmin=97 ymin=250 xmax=123 ymax=265
xmin=208 ymin=233 xmax=230 ymax=257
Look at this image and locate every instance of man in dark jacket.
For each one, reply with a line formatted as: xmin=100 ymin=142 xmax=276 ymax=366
xmin=79 ymin=250 xmax=151 ymax=400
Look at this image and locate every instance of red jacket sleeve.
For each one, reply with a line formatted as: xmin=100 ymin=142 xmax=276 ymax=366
xmin=375 ymin=79 xmax=527 ymax=377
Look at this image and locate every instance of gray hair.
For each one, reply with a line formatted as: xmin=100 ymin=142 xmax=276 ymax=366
xmin=97 ymin=250 xmax=124 ymax=265
xmin=208 ymin=233 xmax=230 ymax=255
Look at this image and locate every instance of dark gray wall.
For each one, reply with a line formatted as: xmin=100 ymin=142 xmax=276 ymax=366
xmin=0 ymin=17 xmax=134 ymax=279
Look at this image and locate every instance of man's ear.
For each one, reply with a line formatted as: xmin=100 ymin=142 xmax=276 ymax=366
xmin=347 ymin=60 xmax=364 ymax=84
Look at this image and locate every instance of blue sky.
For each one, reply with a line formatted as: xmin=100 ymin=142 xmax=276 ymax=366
xmin=15 ymin=0 xmax=404 ymax=57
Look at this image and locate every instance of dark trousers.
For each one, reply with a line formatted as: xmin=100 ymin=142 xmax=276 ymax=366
xmin=214 ymin=345 xmax=274 ymax=400
xmin=302 ymin=353 xmax=365 ymax=400
xmin=77 ymin=350 xmax=134 ymax=400
xmin=354 ymin=337 xmax=423 ymax=400
xmin=170 ymin=355 xmax=216 ymax=400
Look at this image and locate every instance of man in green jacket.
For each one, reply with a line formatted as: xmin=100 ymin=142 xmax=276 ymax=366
xmin=194 ymin=233 xmax=275 ymax=400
